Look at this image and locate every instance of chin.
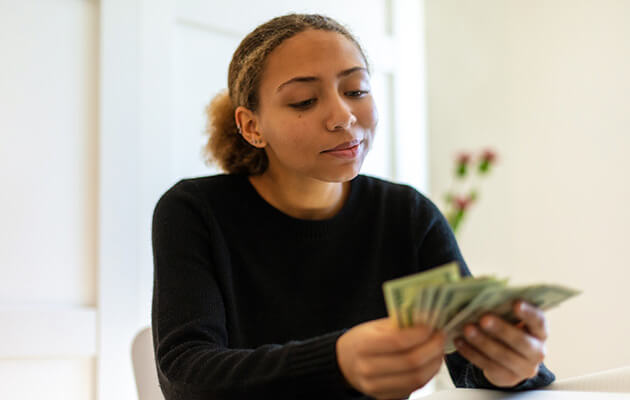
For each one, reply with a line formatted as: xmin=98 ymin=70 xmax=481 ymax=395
xmin=316 ymin=162 xmax=363 ymax=183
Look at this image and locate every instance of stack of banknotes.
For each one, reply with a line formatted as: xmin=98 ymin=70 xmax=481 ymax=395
xmin=382 ymin=262 xmax=580 ymax=353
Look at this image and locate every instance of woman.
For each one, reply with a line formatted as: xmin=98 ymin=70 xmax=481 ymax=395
xmin=151 ymin=13 xmax=554 ymax=400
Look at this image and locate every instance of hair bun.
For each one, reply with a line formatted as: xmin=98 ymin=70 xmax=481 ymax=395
xmin=203 ymin=89 xmax=267 ymax=174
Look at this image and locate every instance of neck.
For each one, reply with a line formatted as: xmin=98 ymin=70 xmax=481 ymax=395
xmin=248 ymin=169 xmax=350 ymax=220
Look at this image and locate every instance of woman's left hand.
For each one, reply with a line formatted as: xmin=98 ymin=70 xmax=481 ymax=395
xmin=453 ymin=300 xmax=548 ymax=388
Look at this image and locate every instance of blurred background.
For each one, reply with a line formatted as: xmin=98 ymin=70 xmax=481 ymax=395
xmin=0 ymin=0 xmax=628 ymax=399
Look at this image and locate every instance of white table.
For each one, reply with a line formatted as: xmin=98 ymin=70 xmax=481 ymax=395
xmin=423 ymin=365 xmax=630 ymax=399
xmin=424 ymin=389 xmax=629 ymax=399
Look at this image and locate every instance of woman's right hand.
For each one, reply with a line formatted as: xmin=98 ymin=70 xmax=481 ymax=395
xmin=336 ymin=317 xmax=445 ymax=400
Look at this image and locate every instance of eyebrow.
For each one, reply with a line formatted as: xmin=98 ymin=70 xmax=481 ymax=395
xmin=276 ymin=66 xmax=368 ymax=92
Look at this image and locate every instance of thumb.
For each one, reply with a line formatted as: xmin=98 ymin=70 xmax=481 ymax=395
xmin=379 ymin=319 xmax=435 ymax=352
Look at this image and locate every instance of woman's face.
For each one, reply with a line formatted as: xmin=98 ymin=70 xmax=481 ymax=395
xmin=255 ymin=29 xmax=378 ymax=183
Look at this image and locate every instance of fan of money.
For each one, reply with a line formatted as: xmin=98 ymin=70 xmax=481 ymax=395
xmin=382 ymin=262 xmax=580 ymax=353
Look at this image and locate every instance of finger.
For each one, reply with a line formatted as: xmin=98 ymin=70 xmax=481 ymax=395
xmin=462 ymin=324 xmax=533 ymax=377
xmin=364 ymin=320 xmax=434 ymax=356
xmin=514 ymin=301 xmax=548 ymax=341
xmin=454 ymin=338 xmax=521 ymax=386
xmin=359 ymin=331 xmax=445 ymax=377
xmin=478 ymin=314 xmax=546 ymax=363
xmin=363 ymin=354 xmax=443 ymax=400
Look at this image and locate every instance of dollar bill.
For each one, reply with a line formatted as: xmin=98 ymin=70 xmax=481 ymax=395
xmin=382 ymin=262 xmax=580 ymax=353
xmin=421 ymin=284 xmax=443 ymax=327
xmin=490 ymin=284 xmax=582 ymax=325
xmin=382 ymin=262 xmax=461 ymax=328
xmin=443 ymin=285 xmax=528 ymax=352
xmin=442 ymin=284 xmax=580 ymax=353
xmin=430 ymin=276 xmax=506 ymax=329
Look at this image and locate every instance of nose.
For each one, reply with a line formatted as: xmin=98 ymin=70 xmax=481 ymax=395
xmin=325 ymin=93 xmax=357 ymax=132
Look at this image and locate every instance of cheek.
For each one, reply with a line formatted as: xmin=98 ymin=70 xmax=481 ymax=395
xmin=357 ymin=98 xmax=378 ymax=134
xmin=264 ymin=115 xmax=318 ymax=155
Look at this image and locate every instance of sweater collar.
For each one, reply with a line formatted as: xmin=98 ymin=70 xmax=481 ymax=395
xmin=237 ymin=174 xmax=364 ymax=239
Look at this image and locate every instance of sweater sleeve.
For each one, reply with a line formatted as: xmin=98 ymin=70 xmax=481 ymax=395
xmin=415 ymin=194 xmax=555 ymax=390
xmin=151 ymin=181 xmax=361 ymax=400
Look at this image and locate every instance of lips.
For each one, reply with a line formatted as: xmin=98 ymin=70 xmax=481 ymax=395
xmin=321 ymin=139 xmax=363 ymax=160
xmin=322 ymin=139 xmax=361 ymax=152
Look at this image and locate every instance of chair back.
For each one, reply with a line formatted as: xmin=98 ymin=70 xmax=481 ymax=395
xmin=131 ymin=327 xmax=165 ymax=400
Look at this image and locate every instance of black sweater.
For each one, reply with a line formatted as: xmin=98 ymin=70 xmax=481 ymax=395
xmin=151 ymin=174 xmax=554 ymax=399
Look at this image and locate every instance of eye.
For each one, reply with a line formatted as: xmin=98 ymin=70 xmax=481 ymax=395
xmin=346 ymin=90 xmax=369 ymax=98
xmin=289 ymin=98 xmax=317 ymax=109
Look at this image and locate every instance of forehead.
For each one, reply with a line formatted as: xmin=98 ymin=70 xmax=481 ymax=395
xmin=261 ymin=29 xmax=367 ymax=88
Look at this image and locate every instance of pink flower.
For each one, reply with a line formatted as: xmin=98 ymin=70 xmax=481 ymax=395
xmin=479 ymin=149 xmax=497 ymax=174
xmin=456 ymin=152 xmax=472 ymax=178
xmin=454 ymin=195 xmax=474 ymax=211
xmin=457 ymin=152 xmax=471 ymax=165
xmin=481 ymin=149 xmax=497 ymax=163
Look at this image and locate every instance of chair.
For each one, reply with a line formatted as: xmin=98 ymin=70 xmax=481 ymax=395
xmin=132 ymin=327 xmax=165 ymax=400
xmin=548 ymin=366 xmax=630 ymax=392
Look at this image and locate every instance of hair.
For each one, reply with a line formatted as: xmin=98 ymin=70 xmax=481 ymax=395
xmin=203 ymin=13 xmax=370 ymax=175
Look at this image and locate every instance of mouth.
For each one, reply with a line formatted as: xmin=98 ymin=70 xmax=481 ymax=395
xmin=321 ymin=139 xmax=363 ymax=160
xmin=322 ymin=139 xmax=362 ymax=153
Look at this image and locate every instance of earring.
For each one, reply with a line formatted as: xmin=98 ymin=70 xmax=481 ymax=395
xmin=236 ymin=125 xmax=242 ymax=134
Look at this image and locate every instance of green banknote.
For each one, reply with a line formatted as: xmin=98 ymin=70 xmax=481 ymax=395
xmin=443 ymin=284 xmax=580 ymax=353
xmin=382 ymin=262 xmax=580 ymax=353
xmin=443 ymin=285 xmax=528 ymax=352
xmin=382 ymin=262 xmax=461 ymax=328
xmin=418 ymin=283 xmax=443 ymax=327
xmin=430 ymin=276 xmax=506 ymax=329
xmin=486 ymin=284 xmax=582 ymax=325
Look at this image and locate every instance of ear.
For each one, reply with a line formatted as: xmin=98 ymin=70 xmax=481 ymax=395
xmin=234 ymin=106 xmax=266 ymax=148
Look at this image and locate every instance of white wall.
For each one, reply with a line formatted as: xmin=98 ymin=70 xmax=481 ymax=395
xmin=0 ymin=0 xmax=98 ymax=398
xmin=425 ymin=0 xmax=630 ymax=379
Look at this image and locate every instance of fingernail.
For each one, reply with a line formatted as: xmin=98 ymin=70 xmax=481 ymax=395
xmin=466 ymin=327 xmax=477 ymax=338
xmin=519 ymin=302 xmax=528 ymax=313
xmin=481 ymin=317 xmax=494 ymax=330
